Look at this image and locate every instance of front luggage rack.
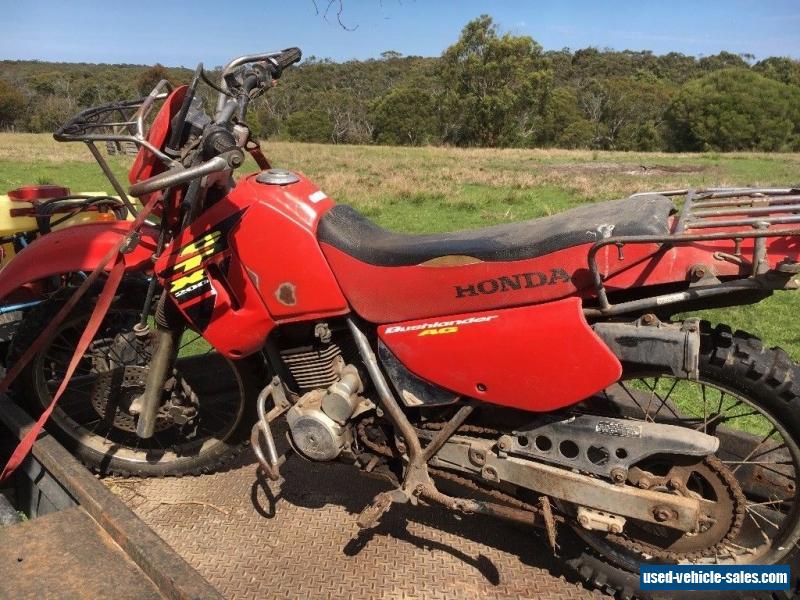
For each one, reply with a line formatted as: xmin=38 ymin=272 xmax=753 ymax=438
xmin=51 ymin=80 xmax=177 ymax=218
xmin=584 ymin=187 xmax=800 ymax=318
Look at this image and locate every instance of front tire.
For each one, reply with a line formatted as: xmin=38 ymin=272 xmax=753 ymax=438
xmin=564 ymin=321 xmax=800 ymax=599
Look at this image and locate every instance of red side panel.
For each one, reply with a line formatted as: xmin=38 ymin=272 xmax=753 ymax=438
xmin=155 ymin=198 xmax=274 ymax=359
xmin=378 ymin=297 xmax=622 ymax=412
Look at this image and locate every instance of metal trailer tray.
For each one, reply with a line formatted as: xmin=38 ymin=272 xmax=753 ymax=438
xmin=0 ymin=397 xmax=600 ymax=599
xmin=0 ymin=397 xmax=223 ymax=600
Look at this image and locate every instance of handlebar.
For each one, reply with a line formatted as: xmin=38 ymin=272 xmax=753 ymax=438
xmin=215 ymin=48 xmax=302 ymax=114
xmin=129 ymin=149 xmax=244 ymax=198
xmin=129 ymin=48 xmax=301 ymax=199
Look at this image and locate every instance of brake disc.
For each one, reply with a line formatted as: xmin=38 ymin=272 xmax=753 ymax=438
xmin=89 ymin=365 xmax=171 ymax=433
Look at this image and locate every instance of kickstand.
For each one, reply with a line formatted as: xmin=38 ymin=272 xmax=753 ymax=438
xmin=540 ymin=495 xmax=558 ymax=553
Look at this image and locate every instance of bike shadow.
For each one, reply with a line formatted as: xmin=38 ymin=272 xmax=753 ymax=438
xmin=248 ymin=448 xmax=582 ymax=588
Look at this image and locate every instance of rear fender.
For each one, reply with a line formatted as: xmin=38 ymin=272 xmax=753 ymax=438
xmin=0 ymin=221 xmax=159 ymax=301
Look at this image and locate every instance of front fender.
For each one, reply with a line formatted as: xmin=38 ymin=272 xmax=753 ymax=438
xmin=0 ymin=221 xmax=159 ymax=301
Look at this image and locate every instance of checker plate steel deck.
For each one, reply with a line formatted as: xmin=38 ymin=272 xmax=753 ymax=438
xmin=111 ymin=451 xmax=603 ymax=600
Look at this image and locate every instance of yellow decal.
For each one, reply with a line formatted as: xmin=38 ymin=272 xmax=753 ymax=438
xmin=170 ymin=231 xmax=222 ymax=293
xmin=418 ymin=326 xmax=458 ymax=336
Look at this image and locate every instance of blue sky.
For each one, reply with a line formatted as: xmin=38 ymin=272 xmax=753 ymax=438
xmin=1 ymin=1 xmax=798 ymax=66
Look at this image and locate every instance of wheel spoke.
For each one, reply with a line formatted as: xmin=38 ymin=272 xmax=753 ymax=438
xmin=617 ymin=380 xmax=655 ymax=421
xmin=722 ymin=460 xmax=794 ymax=466
xmin=178 ymin=333 xmax=203 ymax=351
xmin=702 ymin=384 xmax=708 ymax=433
xmin=747 ymin=498 xmax=789 ymax=508
xmin=746 ymin=506 xmax=781 ymax=530
xmin=732 ymin=427 xmax=778 ymax=474
xmin=751 ymin=442 xmax=789 ymax=462
xmin=636 ymin=378 xmax=683 ymax=421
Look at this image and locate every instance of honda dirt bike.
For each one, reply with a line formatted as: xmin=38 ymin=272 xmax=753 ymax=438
xmin=3 ymin=48 xmax=800 ymax=599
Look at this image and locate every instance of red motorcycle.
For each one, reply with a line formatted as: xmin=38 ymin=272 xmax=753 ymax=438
xmin=2 ymin=49 xmax=800 ymax=598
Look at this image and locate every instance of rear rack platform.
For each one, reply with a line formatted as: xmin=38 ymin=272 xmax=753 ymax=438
xmin=584 ymin=187 xmax=800 ymax=317
xmin=671 ymin=187 xmax=800 ymax=232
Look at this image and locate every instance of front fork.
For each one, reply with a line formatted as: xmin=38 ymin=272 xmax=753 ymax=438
xmin=135 ymin=324 xmax=181 ymax=438
xmin=134 ymin=290 xmax=185 ymax=439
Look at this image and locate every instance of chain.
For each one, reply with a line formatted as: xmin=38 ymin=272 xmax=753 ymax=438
xmin=418 ymin=420 xmax=498 ymax=437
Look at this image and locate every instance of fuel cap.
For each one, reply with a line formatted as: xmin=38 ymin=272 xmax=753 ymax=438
xmin=256 ymin=169 xmax=300 ymax=185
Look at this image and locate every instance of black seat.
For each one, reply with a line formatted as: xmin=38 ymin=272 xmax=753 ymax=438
xmin=317 ymin=194 xmax=675 ymax=267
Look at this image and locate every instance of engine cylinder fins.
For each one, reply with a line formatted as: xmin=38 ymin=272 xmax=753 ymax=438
xmin=280 ymin=343 xmax=344 ymax=392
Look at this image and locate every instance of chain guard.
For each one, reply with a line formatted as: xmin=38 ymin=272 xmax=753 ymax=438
xmin=501 ymin=413 xmax=718 ymax=480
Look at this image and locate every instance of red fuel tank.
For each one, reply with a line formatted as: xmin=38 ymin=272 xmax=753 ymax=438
xmin=156 ymin=170 xmax=348 ymax=358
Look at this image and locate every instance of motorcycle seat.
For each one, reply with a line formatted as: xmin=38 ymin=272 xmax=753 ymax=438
xmin=317 ymin=194 xmax=674 ymax=266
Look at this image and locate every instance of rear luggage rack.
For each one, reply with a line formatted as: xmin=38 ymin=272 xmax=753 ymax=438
xmin=672 ymin=187 xmax=800 ymax=231
xmin=584 ymin=187 xmax=800 ymax=318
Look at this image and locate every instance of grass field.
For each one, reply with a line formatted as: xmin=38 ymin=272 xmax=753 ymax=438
xmin=1 ymin=133 xmax=799 ymax=360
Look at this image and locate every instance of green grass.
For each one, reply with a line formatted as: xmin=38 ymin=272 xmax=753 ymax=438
xmin=0 ymin=160 xmax=130 ymax=192
xmin=629 ymin=376 xmax=777 ymax=439
xmin=360 ymin=184 xmax=580 ymax=233
xmin=1 ymin=133 xmax=798 ymax=363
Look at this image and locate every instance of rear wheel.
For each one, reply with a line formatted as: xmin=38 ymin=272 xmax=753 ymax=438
xmin=564 ymin=322 xmax=800 ymax=599
xmin=9 ymin=286 xmax=262 ymax=476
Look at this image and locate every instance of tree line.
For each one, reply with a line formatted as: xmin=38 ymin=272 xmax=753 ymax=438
xmin=2 ymin=15 xmax=800 ymax=152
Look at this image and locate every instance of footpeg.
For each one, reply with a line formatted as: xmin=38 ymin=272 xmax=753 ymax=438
xmin=356 ymin=491 xmax=394 ymax=529
xmin=251 ymin=377 xmax=291 ymax=481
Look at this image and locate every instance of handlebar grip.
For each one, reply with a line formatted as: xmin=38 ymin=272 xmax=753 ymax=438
xmin=275 ymin=47 xmax=302 ymax=71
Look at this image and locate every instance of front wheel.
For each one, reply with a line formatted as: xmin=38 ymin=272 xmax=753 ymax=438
xmin=8 ymin=286 xmax=262 ymax=477
xmin=564 ymin=322 xmax=800 ymax=599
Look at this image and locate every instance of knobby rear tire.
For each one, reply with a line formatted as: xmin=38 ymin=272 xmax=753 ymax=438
xmin=564 ymin=321 xmax=800 ymax=600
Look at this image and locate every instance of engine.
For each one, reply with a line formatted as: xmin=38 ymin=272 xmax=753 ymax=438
xmin=280 ymin=342 xmax=345 ymax=393
xmin=286 ymin=362 xmax=367 ymax=461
